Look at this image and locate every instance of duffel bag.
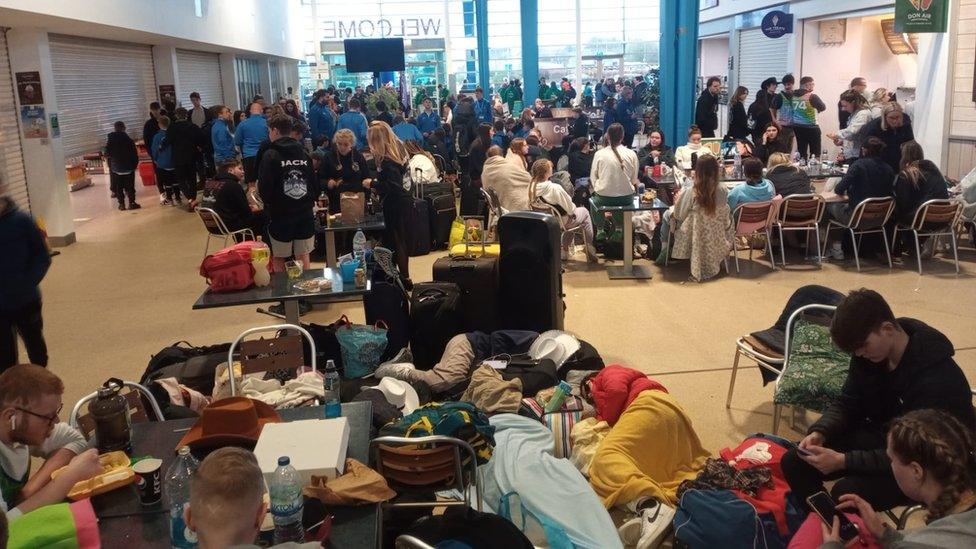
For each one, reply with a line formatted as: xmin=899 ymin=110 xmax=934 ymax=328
xmin=495 ymin=356 xmax=558 ymax=397
xmin=140 ymin=343 xmax=231 ymax=397
xmin=199 ymin=241 xmax=260 ymax=292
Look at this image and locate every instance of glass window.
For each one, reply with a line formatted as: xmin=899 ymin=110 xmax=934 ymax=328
xmin=236 ymin=58 xmax=261 ymax=111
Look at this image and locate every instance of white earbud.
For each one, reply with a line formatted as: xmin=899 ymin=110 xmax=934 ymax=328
xmin=9 ymin=416 xmax=15 ymax=431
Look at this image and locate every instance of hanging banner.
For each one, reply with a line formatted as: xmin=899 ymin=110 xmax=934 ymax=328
xmin=895 ymin=0 xmax=948 ymax=33
xmin=761 ymin=11 xmax=794 ymax=39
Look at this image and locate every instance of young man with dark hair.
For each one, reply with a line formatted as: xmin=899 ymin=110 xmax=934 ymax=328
xmin=473 ymin=87 xmax=493 ymax=125
xmin=258 ymin=114 xmax=319 ymax=272
xmin=201 ymin=159 xmax=267 ymax=240
xmin=188 ymin=91 xmax=212 ymax=128
xmin=782 ymin=288 xmax=976 ymax=511
xmin=791 ymin=76 xmax=826 ymax=160
xmin=163 ymin=107 xmax=204 ymax=206
xmin=771 ymin=74 xmax=797 ymax=149
xmin=210 ymin=105 xmax=235 ymax=163
xmin=695 ymin=76 xmax=721 ymax=138
xmin=104 ymin=121 xmax=140 ymax=210
xmin=336 ymin=98 xmax=368 ymax=149
xmin=307 ymin=91 xmax=335 ymax=149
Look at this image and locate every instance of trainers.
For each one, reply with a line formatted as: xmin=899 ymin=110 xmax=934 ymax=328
xmin=827 ymin=244 xmax=845 ymax=261
xmin=128 ymin=202 xmax=141 ymax=210
xmin=117 ymin=203 xmax=126 ymax=211
xmin=635 ymin=500 xmax=675 ymax=549
xmin=380 ymin=347 xmax=413 ymax=368
xmin=373 ymin=362 xmax=416 ymax=380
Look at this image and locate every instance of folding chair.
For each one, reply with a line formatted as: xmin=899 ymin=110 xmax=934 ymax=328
xmin=772 ymin=304 xmax=838 ymax=433
xmin=774 ymin=194 xmax=826 ymax=268
xmin=69 ymin=380 xmax=165 ymax=439
xmin=729 ymin=200 xmax=778 ymax=273
xmin=196 ymin=207 xmax=255 ymax=257
xmin=226 ymin=324 xmax=317 ymax=396
xmin=822 ymin=197 xmax=895 ymax=271
xmin=892 ymin=199 xmax=963 ymax=275
xmin=371 ymin=435 xmax=482 ymax=548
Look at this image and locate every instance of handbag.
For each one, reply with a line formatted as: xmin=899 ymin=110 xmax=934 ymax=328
xmin=336 ymin=319 xmax=389 ymax=378
xmin=199 ymin=241 xmax=259 ymax=293
xmin=339 ymin=191 xmax=365 ymax=224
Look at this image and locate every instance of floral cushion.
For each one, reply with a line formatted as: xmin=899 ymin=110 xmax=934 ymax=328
xmin=773 ymin=319 xmax=850 ymax=412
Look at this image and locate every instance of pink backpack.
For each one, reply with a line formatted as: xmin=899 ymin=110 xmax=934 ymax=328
xmin=199 ymin=241 xmax=259 ymax=292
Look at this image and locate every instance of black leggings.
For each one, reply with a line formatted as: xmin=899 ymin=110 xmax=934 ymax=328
xmin=383 ymin=199 xmax=412 ymax=279
xmin=793 ymin=126 xmax=822 ymax=160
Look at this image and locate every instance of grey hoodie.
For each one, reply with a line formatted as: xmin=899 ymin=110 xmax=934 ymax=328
xmin=821 ymin=507 xmax=976 ymax=548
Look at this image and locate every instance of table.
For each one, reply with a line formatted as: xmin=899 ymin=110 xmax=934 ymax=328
xmin=591 ymin=196 xmax=670 ymax=280
xmin=193 ymin=269 xmax=371 ymax=325
xmin=94 ymin=402 xmax=375 ymax=548
xmin=316 ymin=214 xmax=386 ymax=268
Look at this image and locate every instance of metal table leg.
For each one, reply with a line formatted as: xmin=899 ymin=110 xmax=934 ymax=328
xmin=283 ymin=300 xmax=301 ymax=326
xmin=607 ymin=210 xmax=653 ymax=279
xmin=325 ymin=232 xmax=337 ymax=268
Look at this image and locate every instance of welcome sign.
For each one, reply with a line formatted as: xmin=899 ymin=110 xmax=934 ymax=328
xmin=894 ymin=0 xmax=948 ymax=33
xmin=322 ymin=18 xmax=444 ymax=40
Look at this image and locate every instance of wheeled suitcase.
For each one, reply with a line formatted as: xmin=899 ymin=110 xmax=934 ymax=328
xmin=408 ymin=198 xmax=432 ymax=256
xmin=364 ymin=276 xmax=411 ymax=362
xmin=432 ymin=256 xmax=499 ymax=333
xmin=417 ymin=181 xmax=456 ymax=250
xmin=498 ymin=211 xmax=564 ymax=332
xmin=410 ymin=282 xmax=463 ymax=370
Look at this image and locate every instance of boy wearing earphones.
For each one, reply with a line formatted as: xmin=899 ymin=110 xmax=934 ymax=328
xmin=0 ymin=364 xmax=100 ymax=521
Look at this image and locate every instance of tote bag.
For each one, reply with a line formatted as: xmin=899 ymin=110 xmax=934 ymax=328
xmin=336 ymin=320 xmax=389 ymax=378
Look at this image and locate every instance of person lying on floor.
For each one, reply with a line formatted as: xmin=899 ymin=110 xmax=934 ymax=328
xmin=782 ymin=289 xmax=976 ymax=512
xmin=0 ymin=365 xmax=101 ymax=521
xmin=818 ymin=409 xmax=976 ymax=548
xmin=185 ymin=446 xmax=319 ymax=549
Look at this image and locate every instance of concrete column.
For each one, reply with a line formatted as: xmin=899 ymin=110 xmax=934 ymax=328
xmin=475 ymin=0 xmax=490 ymax=90
xmin=218 ymin=53 xmax=241 ymax=110
xmin=520 ymin=0 xmax=539 ymax=103
xmin=152 ymin=45 xmax=180 ymax=107
xmin=659 ymin=0 xmax=699 ymax=145
xmin=257 ymin=57 xmax=272 ymax=99
xmin=6 ymin=28 xmax=73 ymax=245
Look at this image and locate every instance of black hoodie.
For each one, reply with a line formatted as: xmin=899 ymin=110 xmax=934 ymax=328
xmin=201 ymin=172 xmax=251 ymax=231
xmin=810 ymin=318 xmax=976 ymax=473
xmin=257 ymin=137 xmax=319 ymax=219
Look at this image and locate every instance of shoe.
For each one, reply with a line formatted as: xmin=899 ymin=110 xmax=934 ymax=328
xmin=128 ymin=202 xmax=141 ymax=210
xmin=561 ymin=249 xmax=570 ymax=261
xmin=373 ymin=362 xmax=416 ymax=380
xmin=380 ymin=347 xmax=413 ymax=368
xmin=827 ymin=244 xmax=845 ymax=261
xmin=635 ymin=500 xmax=676 ymax=549
xmin=160 ymin=199 xmax=172 ymax=206
xmin=920 ymin=237 xmax=936 ymax=260
xmin=586 ymin=244 xmax=600 ymax=263
xmin=117 ymin=203 xmax=126 ymax=211
xmin=617 ymin=516 xmax=643 ymax=545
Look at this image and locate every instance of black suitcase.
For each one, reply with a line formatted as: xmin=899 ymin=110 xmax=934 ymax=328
xmin=432 ymin=255 xmax=499 ymax=333
xmin=427 ymin=193 xmax=456 ymax=249
xmin=364 ymin=277 xmax=411 ymax=362
xmin=410 ymin=282 xmax=463 ymax=370
xmin=498 ymin=211 xmax=564 ymax=332
xmin=408 ymin=198 xmax=432 ymax=256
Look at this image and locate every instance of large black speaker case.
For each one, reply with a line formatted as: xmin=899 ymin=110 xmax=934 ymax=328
xmin=498 ymin=211 xmax=564 ymax=332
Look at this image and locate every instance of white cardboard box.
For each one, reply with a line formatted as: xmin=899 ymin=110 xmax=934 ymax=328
xmin=253 ymin=418 xmax=349 ymax=487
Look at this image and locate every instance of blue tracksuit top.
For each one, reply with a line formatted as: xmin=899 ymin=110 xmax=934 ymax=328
xmin=417 ymin=111 xmax=440 ymax=135
xmin=337 ymin=111 xmax=368 ymax=149
xmin=211 ymin=118 xmax=235 ymax=162
xmin=234 ymin=114 xmax=269 ymax=159
xmin=392 ymin=122 xmax=424 ymax=144
xmin=308 ymin=102 xmax=336 ymax=142
xmin=473 ymin=98 xmax=493 ymax=124
xmin=151 ymin=130 xmax=173 ymax=170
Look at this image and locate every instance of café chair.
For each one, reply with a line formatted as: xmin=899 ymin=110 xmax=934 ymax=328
xmin=532 ymin=202 xmax=584 ymax=256
xmin=726 ymin=335 xmax=784 ymax=410
xmin=226 ymin=324 xmax=318 ymax=396
xmin=371 ymin=435 xmax=482 ymax=549
xmin=892 ymin=199 xmax=963 ymax=275
xmin=196 ymin=206 xmax=255 ymax=257
xmin=774 ymin=194 xmax=825 ymax=268
xmin=822 ymin=197 xmax=895 ymax=272
xmin=481 ymin=187 xmax=504 ymax=238
xmin=69 ymin=380 xmax=165 ymax=439
xmin=729 ymin=199 xmax=779 ymax=273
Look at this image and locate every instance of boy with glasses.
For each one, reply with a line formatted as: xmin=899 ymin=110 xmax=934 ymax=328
xmin=0 ymin=364 xmax=99 ymax=521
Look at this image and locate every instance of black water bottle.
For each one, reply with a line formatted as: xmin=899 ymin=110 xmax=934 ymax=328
xmin=90 ymin=379 xmax=131 ymax=453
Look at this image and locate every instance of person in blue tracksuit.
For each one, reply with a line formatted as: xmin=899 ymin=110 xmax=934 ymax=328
xmin=473 ymin=87 xmax=493 ymax=125
xmin=307 ymin=92 xmax=336 ymax=149
xmin=391 ymin=116 xmax=424 ymax=144
xmin=211 ymin=106 xmax=236 ymax=163
xmin=336 ymin=98 xmax=368 ymax=149
xmin=416 ymin=98 xmax=440 ymax=137
xmin=233 ymin=102 xmax=269 ymax=184
xmin=150 ymin=116 xmax=178 ymax=203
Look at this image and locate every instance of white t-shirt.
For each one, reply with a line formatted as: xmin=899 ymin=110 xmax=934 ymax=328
xmin=590 ymin=145 xmax=639 ymax=197
xmin=0 ymin=423 xmax=88 ymax=520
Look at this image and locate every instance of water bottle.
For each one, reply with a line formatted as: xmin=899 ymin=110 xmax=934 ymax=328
xmin=270 ymin=456 xmax=305 ymax=544
xmin=732 ymin=148 xmax=742 ymax=179
xmin=166 ymin=446 xmax=200 ymax=549
xmin=791 ymin=151 xmax=800 ymax=164
xmin=809 ymin=154 xmax=820 ymax=176
xmin=91 ymin=378 xmax=131 ymax=453
xmin=544 ymin=381 xmax=574 ymax=413
xmin=322 ymin=359 xmax=341 ymax=419
xmin=352 ymin=229 xmax=367 ymax=266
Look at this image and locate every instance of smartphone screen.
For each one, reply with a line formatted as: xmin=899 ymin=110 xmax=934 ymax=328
xmin=807 ymin=492 xmax=859 ymax=542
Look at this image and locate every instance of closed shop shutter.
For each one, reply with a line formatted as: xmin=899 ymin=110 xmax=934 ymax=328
xmin=176 ymin=49 xmax=223 ymax=106
xmin=736 ymin=28 xmax=789 ymax=111
xmin=0 ymin=29 xmax=30 ymax=213
xmin=49 ymin=34 xmax=156 ymax=158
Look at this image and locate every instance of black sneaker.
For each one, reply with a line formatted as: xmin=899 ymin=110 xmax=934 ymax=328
xmin=128 ymin=202 xmax=142 ymax=210
xmin=118 ymin=203 xmax=126 ymax=211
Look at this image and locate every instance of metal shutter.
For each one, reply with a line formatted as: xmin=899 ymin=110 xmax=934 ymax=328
xmin=0 ymin=29 xmax=29 ymax=213
xmin=176 ymin=49 xmax=223 ymax=106
xmin=736 ymin=28 xmax=789 ymax=111
xmin=49 ymin=34 xmax=156 ymax=158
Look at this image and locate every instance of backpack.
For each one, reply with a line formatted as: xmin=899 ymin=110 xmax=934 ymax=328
xmin=199 ymin=241 xmax=260 ymax=292
xmin=140 ymin=341 xmax=232 ymax=397
xmin=496 ymin=357 xmax=558 ymax=397
xmin=558 ymin=339 xmax=605 ymax=380
xmin=379 ymin=401 xmax=496 ymax=465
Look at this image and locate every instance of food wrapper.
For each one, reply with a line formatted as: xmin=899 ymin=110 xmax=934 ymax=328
xmin=303 ymin=458 xmax=395 ymax=506
xmin=50 ymin=451 xmax=136 ymax=501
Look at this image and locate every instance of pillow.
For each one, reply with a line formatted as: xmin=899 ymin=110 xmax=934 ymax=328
xmin=774 ymin=320 xmax=851 ymax=412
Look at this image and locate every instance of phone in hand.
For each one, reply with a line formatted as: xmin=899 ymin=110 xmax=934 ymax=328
xmin=796 ymin=446 xmax=813 ymax=457
xmin=807 ymin=491 xmax=859 ymax=542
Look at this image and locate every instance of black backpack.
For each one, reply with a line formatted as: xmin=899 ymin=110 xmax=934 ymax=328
xmin=558 ymin=339 xmax=605 ymax=380
xmin=140 ymin=341 xmax=231 ymax=397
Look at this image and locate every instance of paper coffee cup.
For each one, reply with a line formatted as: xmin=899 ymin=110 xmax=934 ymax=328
xmin=132 ymin=458 xmax=163 ymax=506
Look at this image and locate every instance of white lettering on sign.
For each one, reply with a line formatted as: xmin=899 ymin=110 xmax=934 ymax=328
xmin=321 ymin=18 xmax=443 ymax=40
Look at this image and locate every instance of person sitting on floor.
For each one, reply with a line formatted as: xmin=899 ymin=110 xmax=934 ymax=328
xmin=185 ymin=446 xmax=319 ymax=548
xmin=818 ymin=409 xmax=976 ymax=548
xmin=665 ymin=157 xmax=732 ymax=282
xmin=727 ymin=157 xmax=775 ymax=213
xmin=765 ymin=152 xmax=813 ymax=198
xmin=482 ymin=145 xmax=532 ymax=214
xmin=0 ymin=365 xmax=101 ymax=522
xmin=782 ymin=289 xmax=976 ymax=512
xmin=200 ymin=159 xmax=268 ymax=240
xmin=529 ymin=159 xmax=599 ymax=263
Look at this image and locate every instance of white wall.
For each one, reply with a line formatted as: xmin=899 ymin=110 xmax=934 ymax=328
xmin=701 ymin=0 xmax=895 ymax=23
xmin=0 ymin=0 xmax=303 ymax=59
xmin=950 ymin=0 xmax=976 ymax=138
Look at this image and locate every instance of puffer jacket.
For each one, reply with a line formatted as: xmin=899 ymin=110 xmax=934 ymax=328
xmin=766 ymin=164 xmax=813 ymax=198
xmin=587 ymin=364 xmax=667 ymax=426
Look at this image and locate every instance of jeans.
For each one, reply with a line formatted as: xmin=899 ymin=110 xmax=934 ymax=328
xmin=174 ymin=163 xmax=197 ymax=201
xmin=110 ymin=172 xmax=136 ymax=205
xmin=0 ymin=299 xmax=48 ymax=371
xmin=563 ymin=207 xmax=595 ymax=249
xmin=793 ymin=126 xmax=822 ymax=160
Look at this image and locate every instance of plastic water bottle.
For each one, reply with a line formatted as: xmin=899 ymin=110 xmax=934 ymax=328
xmin=544 ymin=381 xmax=574 ymax=413
xmin=270 ymin=456 xmax=305 ymax=544
xmin=809 ymin=154 xmax=820 ymax=176
xmin=323 ymin=359 xmax=341 ymax=419
xmin=732 ymin=147 xmax=742 ymax=179
xmin=166 ymin=446 xmax=200 ymax=549
xmin=791 ymin=151 xmax=800 ymax=164
xmin=352 ymin=229 xmax=367 ymax=266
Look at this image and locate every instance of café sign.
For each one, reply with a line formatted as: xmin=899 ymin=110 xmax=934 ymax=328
xmin=894 ymin=0 xmax=947 ymax=33
xmin=322 ymin=18 xmax=444 ymax=40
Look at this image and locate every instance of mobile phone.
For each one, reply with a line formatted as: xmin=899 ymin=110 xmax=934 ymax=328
xmin=807 ymin=491 xmax=859 ymax=542
xmin=796 ymin=446 xmax=813 ymax=457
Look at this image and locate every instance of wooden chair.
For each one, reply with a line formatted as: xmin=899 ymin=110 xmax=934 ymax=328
xmin=196 ymin=207 xmax=254 ymax=257
xmin=226 ymin=324 xmax=317 ymax=396
xmin=69 ymin=379 xmax=165 ymax=440
xmin=774 ymin=194 xmax=826 ymax=268
xmin=729 ymin=200 xmax=778 ymax=273
xmin=893 ymin=199 xmax=963 ymax=275
xmin=822 ymin=197 xmax=895 ymax=271
xmin=371 ymin=435 xmax=482 ymax=548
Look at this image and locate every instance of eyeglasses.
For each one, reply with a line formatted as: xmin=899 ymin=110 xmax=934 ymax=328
xmin=16 ymin=403 xmax=63 ymax=425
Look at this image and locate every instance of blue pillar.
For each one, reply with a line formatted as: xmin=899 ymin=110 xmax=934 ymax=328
xmin=520 ymin=0 xmax=539 ymax=105
xmin=659 ymin=0 xmax=699 ymax=142
xmin=475 ymin=0 xmax=490 ymax=91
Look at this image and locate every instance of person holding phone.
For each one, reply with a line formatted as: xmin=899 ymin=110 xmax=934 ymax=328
xmin=818 ymin=409 xmax=976 ymax=548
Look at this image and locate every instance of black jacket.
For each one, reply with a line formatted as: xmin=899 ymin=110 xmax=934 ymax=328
xmin=893 ymin=160 xmax=949 ymax=225
xmin=571 ymin=116 xmax=589 ymax=139
xmin=810 ymin=318 xmax=976 ymax=472
xmin=694 ymin=91 xmax=719 ymax=133
xmin=374 ymin=158 xmax=412 ymax=210
xmin=766 ymin=165 xmax=812 ymax=197
xmin=374 ymin=111 xmax=394 ymax=126
xmin=0 ymin=197 xmax=51 ymax=312
xmin=104 ymin=131 xmax=138 ymax=173
xmin=753 ymin=137 xmax=791 ymax=164
xmin=163 ymin=119 xmax=203 ymax=167
xmin=201 ymin=172 xmax=252 ymax=231
xmin=726 ymin=102 xmax=749 ymax=140
xmin=188 ymin=106 xmax=214 ymax=127
xmin=467 ymin=139 xmax=489 ymax=181
xmin=835 ymin=156 xmax=895 ymax=210
xmin=257 ymin=137 xmax=319 ymax=219
xmin=863 ymin=115 xmax=915 ymax=173
xmin=637 ymin=145 xmax=675 ymax=169
xmin=748 ymin=95 xmax=774 ymax=144
xmin=142 ymin=116 xmax=161 ymax=152
xmin=567 ymin=150 xmax=595 ymax=182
